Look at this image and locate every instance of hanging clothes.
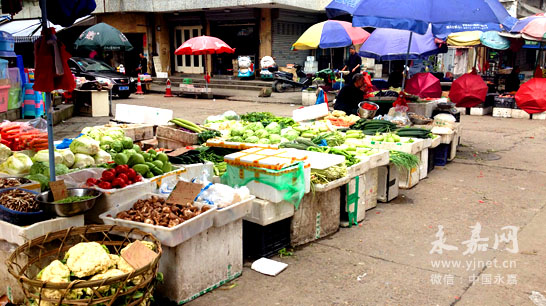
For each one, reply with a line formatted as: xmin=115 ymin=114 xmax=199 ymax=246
xmin=453 ymin=49 xmax=469 ymax=76
xmin=1 ymin=0 xmax=22 ymax=16
xmin=40 ymin=0 xmax=96 ymax=27
xmin=33 ymin=28 xmax=76 ymax=93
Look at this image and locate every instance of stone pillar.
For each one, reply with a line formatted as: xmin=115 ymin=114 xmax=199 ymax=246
xmin=155 ymin=13 xmax=171 ymax=75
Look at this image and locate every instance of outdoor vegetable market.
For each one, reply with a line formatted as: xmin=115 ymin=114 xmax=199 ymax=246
xmin=1 ymin=0 xmax=546 ymax=305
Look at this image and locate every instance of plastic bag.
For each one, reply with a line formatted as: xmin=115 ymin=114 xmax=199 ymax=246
xmin=385 ymin=105 xmax=411 ymax=126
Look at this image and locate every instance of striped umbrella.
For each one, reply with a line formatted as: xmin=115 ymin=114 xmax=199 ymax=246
xmin=292 ymin=20 xmax=370 ymax=50
xmin=510 ymin=13 xmax=546 ymax=41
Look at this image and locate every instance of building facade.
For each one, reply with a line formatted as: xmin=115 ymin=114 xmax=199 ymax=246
xmin=11 ymin=0 xmax=329 ymax=76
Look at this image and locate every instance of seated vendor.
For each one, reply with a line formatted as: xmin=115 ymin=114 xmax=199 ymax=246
xmin=334 ymin=73 xmax=367 ymax=115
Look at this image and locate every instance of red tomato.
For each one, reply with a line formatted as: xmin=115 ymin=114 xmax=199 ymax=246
xmin=86 ymin=178 xmax=98 ymax=186
xmin=125 ymin=168 xmax=137 ymax=180
xmin=102 ymin=170 xmax=115 ymax=181
xmin=117 ymin=173 xmax=129 ymax=184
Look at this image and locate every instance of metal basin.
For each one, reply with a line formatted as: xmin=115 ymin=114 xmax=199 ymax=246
xmin=36 ymin=188 xmax=102 ymax=217
xmin=358 ymin=101 xmax=379 ymax=119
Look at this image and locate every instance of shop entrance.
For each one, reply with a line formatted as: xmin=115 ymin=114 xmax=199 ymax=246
xmin=210 ymin=21 xmax=259 ymax=75
xmin=174 ymin=26 xmax=204 ymax=74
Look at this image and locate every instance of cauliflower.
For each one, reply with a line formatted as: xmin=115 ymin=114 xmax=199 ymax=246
xmin=36 ymin=260 xmax=71 ymax=300
xmin=64 ymin=242 xmax=112 ymax=278
xmin=86 ymin=269 xmax=125 ymax=295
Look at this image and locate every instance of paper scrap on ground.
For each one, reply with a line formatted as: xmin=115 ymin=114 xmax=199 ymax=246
xmin=251 ymin=258 xmax=288 ymax=276
xmin=529 ymin=291 xmax=546 ymax=306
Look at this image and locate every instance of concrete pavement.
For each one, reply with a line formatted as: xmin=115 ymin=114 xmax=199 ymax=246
xmin=54 ymin=95 xmax=546 ymax=305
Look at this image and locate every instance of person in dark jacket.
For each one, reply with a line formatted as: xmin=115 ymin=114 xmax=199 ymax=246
xmin=334 ymin=73 xmax=367 ymax=115
xmin=342 ymin=46 xmax=362 ymax=85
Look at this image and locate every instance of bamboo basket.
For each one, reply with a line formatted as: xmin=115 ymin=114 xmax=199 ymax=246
xmin=6 ymin=225 xmax=163 ymax=306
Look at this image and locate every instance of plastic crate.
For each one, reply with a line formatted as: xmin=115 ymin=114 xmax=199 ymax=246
xmin=434 ymin=144 xmax=449 ymax=166
xmin=494 ymin=96 xmax=515 ymax=108
xmin=243 ymin=218 xmax=291 ymax=259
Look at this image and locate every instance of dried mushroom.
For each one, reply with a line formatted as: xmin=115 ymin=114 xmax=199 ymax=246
xmin=116 ymin=196 xmax=210 ymax=228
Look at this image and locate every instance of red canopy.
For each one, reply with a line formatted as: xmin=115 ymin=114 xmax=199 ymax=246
xmin=174 ymin=36 xmax=235 ymax=55
xmin=515 ymin=78 xmax=546 ymax=114
xmin=449 ymin=73 xmax=488 ymax=107
xmin=405 ymin=72 xmax=442 ymax=98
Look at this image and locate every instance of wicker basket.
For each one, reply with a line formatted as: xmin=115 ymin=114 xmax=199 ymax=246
xmin=6 ymin=225 xmax=163 ymax=306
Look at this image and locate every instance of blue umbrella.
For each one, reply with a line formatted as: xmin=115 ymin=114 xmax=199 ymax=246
xmin=326 ymin=0 xmax=517 ymax=35
xmin=326 ymin=0 xmax=516 ymax=89
xmin=359 ymin=27 xmax=444 ymax=61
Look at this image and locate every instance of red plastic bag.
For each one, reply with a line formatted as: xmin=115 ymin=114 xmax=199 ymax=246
xmin=33 ymin=28 xmax=76 ymax=92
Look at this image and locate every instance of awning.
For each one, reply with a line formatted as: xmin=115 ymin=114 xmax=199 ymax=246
xmin=0 ymin=15 xmax=94 ymax=43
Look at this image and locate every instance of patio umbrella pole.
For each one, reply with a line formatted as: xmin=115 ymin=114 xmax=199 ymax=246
xmin=39 ymin=0 xmax=56 ymax=181
xmin=330 ymin=48 xmax=333 ymax=69
xmin=535 ymin=42 xmax=543 ymax=71
xmin=401 ymin=31 xmax=414 ymax=92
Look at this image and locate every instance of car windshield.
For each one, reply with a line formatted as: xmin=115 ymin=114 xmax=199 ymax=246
xmin=75 ymin=58 xmax=114 ymax=72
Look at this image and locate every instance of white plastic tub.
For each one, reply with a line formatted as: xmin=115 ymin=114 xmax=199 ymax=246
xmin=243 ymin=198 xmax=295 ymax=226
xmin=99 ymin=193 xmax=216 ymax=247
xmin=213 ymin=196 xmax=254 ymax=227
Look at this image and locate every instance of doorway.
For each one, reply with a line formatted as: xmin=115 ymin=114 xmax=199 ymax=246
xmin=174 ymin=26 xmax=204 ymax=74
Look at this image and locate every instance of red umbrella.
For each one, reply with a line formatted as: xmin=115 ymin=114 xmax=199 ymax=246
xmin=449 ymin=73 xmax=488 ymax=107
xmin=515 ymin=78 xmax=546 ymax=114
xmin=175 ymin=36 xmax=235 ymax=87
xmin=174 ymin=36 xmax=235 ymax=55
xmin=405 ymin=73 xmax=442 ymax=98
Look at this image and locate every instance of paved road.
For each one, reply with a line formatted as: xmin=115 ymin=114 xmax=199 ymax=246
xmin=56 ymin=95 xmax=546 ymax=305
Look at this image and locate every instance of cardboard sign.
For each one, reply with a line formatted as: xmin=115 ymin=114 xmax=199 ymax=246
xmin=121 ymin=241 xmax=158 ymax=270
xmin=166 ymin=147 xmax=191 ymax=157
xmin=166 ymin=180 xmax=202 ymax=205
xmin=49 ymin=180 xmax=68 ymax=201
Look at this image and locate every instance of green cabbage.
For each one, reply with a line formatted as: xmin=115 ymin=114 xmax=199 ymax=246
xmin=229 ymin=136 xmax=244 ymax=143
xmin=230 ymin=125 xmax=245 ymax=137
xmin=94 ymin=150 xmax=113 ymax=165
xmin=87 ymin=128 xmax=104 ymax=141
xmin=258 ymin=138 xmax=270 ymax=144
xmin=269 ymin=134 xmax=282 ymax=144
xmin=30 ymin=162 xmax=49 ymax=176
xmin=0 ymin=144 xmax=11 ymax=163
xmin=105 ymin=127 xmax=125 ymax=140
xmin=282 ymin=129 xmax=299 ymax=141
xmin=243 ymin=130 xmax=255 ymax=139
xmin=248 ymin=122 xmax=264 ymax=131
xmin=70 ymin=136 xmax=100 ymax=155
xmin=59 ymin=149 xmax=75 ymax=168
xmin=265 ymin=122 xmax=281 ymax=135
xmin=25 ymin=174 xmax=49 ymax=191
xmin=73 ymin=154 xmax=95 ymax=169
xmin=33 ymin=150 xmax=63 ymax=165
xmin=100 ymin=135 xmax=114 ymax=146
xmin=1 ymin=153 xmax=33 ymax=175
xmin=55 ymin=164 xmax=70 ymax=176
xmin=255 ymin=129 xmax=269 ymax=139
xmin=245 ymin=136 xmax=259 ymax=143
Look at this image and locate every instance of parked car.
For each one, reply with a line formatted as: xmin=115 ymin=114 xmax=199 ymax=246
xmin=68 ymin=57 xmax=136 ymax=99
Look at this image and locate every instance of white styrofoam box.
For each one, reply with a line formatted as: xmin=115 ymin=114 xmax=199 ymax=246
xmin=302 ymin=90 xmax=317 ymax=106
xmin=0 ymin=215 xmax=84 ymax=246
xmin=456 ymin=107 xmax=468 ymax=115
xmin=399 ymin=152 xmax=421 ymax=189
xmin=99 ymin=193 xmax=215 ymax=247
xmin=419 ymin=148 xmax=429 ymax=180
xmin=365 ymin=149 xmax=390 ymax=168
xmin=407 ymin=101 xmax=437 ymax=118
xmin=157 ymin=219 xmax=242 ymax=304
xmin=157 ymin=72 xmax=168 ymax=78
xmin=244 ymin=198 xmax=295 ymax=226
xmin=315 ymin=175 xmax=352 ymax=192
xmin=470 ymin=106 xmax=492 ymax=116
xmin=511 ymin=109 xmax=531 ymax=119
xmin=347 ymin=155 xmax=371 ymax=178
xmin=361 ymin=137 xmax=427 ymax=154
xmin=223 ymin=164 xmax=311 ymax=203
xmin=377 ymin=164 xmax=399 ymax=203
xmin=305 ymin=61 xmax=318 ymax=67
xmin=57 ymin=168 xmax=155 ymax=224
xmin=304 ymin=150 xmax=345 ymax=170
xmin=448 ymin=133 xmax=460 ymax=162
xmin=213 ymin=196 xmax=254 ymax=227
xmin=115 ymin=104 xmax=173 ymax=125
xmin=306 ymin=56 xmax=315 ymax=61
xmin=293 ymin=103 xmax=329 ymax=122
xmin=426 ymin=136 xmax=442 ymax=149
xmin=493 ymin=107 xmax=512 ymax=118
xmin=362 ymin=167 xmax=379 ymax=211
xmin=532 ymin=112 xmax=546 ymax=120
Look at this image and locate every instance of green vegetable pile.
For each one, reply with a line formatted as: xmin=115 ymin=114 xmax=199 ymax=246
xmin=312 ymin=131 xmax=346 ymax=147
xmin=198 ymin=130 xmax=221 ymax=144
xmin=311 ymin=164 xmax=347 ymax=185
xmin=195 ymin=147 xmax=236 ymax=176
xmin=395 ymin=127 xmax=432 ymax=139
xmin=240 ymin=112 xmax=296 ymax=129
xmin=26 ymin=161 xmax=70 ymax=191
xmin=390 ymin=150 xmax=420 ymax=170
xmin=351 ymin=119 xmax=397 ymax=135
xmin=54 ymin=195 xmax=95 ymax=204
